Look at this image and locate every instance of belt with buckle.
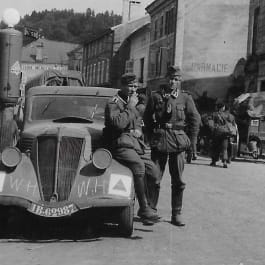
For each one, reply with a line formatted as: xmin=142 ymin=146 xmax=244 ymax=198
xmin=155 ymin=123 xmax=184 ymax=130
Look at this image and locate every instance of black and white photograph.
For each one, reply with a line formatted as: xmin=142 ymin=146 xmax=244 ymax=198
xmin=0 ymin=0 xmax=264 ymax=264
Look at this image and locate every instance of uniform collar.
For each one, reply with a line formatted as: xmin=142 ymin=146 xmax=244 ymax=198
xmin=117 ymin=90 xmax=129 ymax=104
xmin=117 ymin=93 xmax=128 ymax=104
xmin=170 ymin=90 xmax=179 ymax=98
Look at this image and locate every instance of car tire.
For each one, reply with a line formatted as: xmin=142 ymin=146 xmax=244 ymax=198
xmin=118 ymin=204 xmax=134 ymax=237
xmin=0 ymin=207 xmax=8 ymax=238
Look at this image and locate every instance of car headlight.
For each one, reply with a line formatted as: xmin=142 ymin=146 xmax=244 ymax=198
xmin=1 ymin=147 xmax=22 ymax=168
xmin=92 ymin=148 xmax=112 ymax=170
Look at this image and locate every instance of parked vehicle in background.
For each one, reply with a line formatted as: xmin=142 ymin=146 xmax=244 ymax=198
xmin=15 ymin=70 xmax=85 ymax=131
xmin=25 ymin=69 xmax=84 ymax=92
xmin=0 ymin=86 xmax=134 ymax=238
xmin=233 ymin=92 xmax=265 ymax=159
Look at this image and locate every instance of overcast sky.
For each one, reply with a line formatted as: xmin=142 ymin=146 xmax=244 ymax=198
xmin=0 ymin=0 xmax=153 ymax=18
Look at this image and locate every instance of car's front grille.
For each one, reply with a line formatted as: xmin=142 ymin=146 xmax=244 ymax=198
xmin=259 ymin=120 xmax=265 ymax=132
xmin=35 ymin=135 xmax=83 ymax=202
xmin=19 ymin=137 xmax=34 ymax=153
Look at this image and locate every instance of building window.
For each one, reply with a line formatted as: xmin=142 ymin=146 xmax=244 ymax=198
xmin=92 ymin=63 xmax=96 ymax=85
xmin=260 ymin=80 xmax=265 ymax=92
xmin=252 ymin=6 xmax=260 ymax=55
xmin=159 ymin=47 xmax=169 ymax=76
xmin=155 ymin=51 xmax=160 ymax=76
xmin=86 ymin=46 xmax=89 ymax=58
xmin=125 ymin=59 xmax=134 ymax=73
xmin=89 ymin=45 xmax=92 ymax=58
xmin=165 ymin=8 xmax=176 ymax=35
xmin=160 ymin=15 xmax=164 ymax=37
xmin=139 ymin=58 xmax=144 ymax=83
xmin=89 ymin=64 xmax=93 ymax=86
xmin=106 ymin=59 xmax=109 ymax=83
xmin=154 ymin=19 xmax=159 ymax=40
xmin=86 ymin=64 xmax=90 ymax=85
xmin=101 ymin=60 xmax=105 ymax=84
xmin=97 ymin=61 xmax=101 ymax=84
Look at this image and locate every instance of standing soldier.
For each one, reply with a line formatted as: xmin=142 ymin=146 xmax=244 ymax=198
xmin=209 ymin=102 xmax=237 ymax=168
xmin=144 ymin=66 xmax=201 ymax=226
xmin=104 ymin=73 xmax=160 ymax=223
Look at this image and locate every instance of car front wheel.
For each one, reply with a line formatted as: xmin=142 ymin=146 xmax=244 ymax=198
xmin=118 ymin=204 xmax=134 ymax=237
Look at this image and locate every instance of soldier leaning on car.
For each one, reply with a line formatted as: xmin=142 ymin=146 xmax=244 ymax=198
xmin=144 ymin=65 xmax=201 ymax=226
xmin=104 ymin=73 xmax=160 ymax=223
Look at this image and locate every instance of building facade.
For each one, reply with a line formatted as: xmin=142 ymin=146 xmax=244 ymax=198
xmin=116 ymin=21 xmax=150 ymax=89
xmin=146 ymin=0 xmax=177 ymax=90
xmin=82 ymin=15 xmax=150 ymax=88
xmin=22 ymin=38 xmax=78 ymax=81
xmin=247 ymin=0 xmax=265 ymax=92
xmin=127 ymin=23 xmax=150 ymax=88
xmin=146 ymin=0 xmax=249 ymax=100
xmin=82 ymin=29 xmax=114 ymax=87
xmin=68 ymin=45 xmax=83 ymax=72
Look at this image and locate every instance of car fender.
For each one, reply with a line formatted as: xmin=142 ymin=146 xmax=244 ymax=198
xmin=69 ymin=159 xmax=135 ymax=209
xmin=0 ymin=154 xmax=41 ymax=204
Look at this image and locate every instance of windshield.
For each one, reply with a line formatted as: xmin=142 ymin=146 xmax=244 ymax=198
xmin=46 ymin=77 xmax=83 ymax=86
xmin=30 ymin=95 xmax=108 ymax=121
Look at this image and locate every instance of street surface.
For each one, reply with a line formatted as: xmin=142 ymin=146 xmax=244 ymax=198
xmin=0 ymin=156 xmax=265 ymax=265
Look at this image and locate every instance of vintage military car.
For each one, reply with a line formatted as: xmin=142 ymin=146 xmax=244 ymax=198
xmin=0 ymin=86 xmax=135 ymax=237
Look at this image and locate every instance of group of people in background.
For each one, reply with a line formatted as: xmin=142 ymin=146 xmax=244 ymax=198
xmin=103 ymin=65 xmax=237 ymax=226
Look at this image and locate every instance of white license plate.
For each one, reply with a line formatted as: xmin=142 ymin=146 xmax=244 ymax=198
xmin=28 ymin=203 xmax=78 ymax=217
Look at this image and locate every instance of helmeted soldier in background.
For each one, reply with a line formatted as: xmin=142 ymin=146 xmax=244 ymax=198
xmin=104 ymin=73 xmax=160 ymax=223
xmin=144 ymin=66 xmax=201 ymax=226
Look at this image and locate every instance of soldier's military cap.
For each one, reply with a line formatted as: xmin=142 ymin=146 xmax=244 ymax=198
xmin=216 ymin=101 xmax=225 ymax=110
xmin=121 ymin=73 xmax=136 ymax=85
xmin=166 ymin=65 xmax=182 ymax=77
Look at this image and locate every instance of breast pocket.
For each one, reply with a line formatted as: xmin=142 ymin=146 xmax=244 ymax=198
xmin=176 ymin=104 xmax=185 ymax=121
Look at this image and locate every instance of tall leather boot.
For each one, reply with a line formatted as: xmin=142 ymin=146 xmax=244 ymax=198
xmin=171 ymin=189 xmax=185 ymax=226
xmin=134 ymin=177 xmax=159 ymax=220
xmin=147 ymin=183 xmax=160 ymax=211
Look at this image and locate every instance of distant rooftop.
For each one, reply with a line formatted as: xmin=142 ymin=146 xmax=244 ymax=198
xmin=22 ymin=38 xmax=79 ymax=65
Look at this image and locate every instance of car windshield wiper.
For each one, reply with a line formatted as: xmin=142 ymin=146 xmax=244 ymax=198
xmin=41 ymin=99 xmax=56 ymax=115
xmin=90 ymin=104 xmax=98 ymax=119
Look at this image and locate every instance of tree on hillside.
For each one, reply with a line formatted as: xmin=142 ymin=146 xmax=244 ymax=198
xmin=0 ymin=8 xmax=122 ymax=44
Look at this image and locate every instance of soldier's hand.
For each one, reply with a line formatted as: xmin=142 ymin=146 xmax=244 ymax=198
xmin=128 ymin=93 xmax=138 ymax=108
xmin=131 ymin=129 xmax=142 ymax=138
xmin=167 ymin=103 xmax=172 ymax=113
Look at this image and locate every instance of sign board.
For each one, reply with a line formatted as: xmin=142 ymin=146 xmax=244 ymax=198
xmin=24 ymin=27 xmax=40 ymax=39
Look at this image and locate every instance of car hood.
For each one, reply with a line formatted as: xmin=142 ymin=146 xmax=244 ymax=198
xmin=23 ymin=120 xmax=104 ymax=139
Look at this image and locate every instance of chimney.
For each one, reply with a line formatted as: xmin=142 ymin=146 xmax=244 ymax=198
xmin=122 ymin=0 xmax=143 ymax=23
xmin=36 ymin=42 xmax=44 ymax=62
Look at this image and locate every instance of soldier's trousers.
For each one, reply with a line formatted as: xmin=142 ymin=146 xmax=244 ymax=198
xmin=211 ymin=136 xmax=229 ymax=162
xmin=151 ymin=150 xmax=186 ymax=214
xmin=113 ymin=148 xmax=160 ymax=209
xmin=187 ymin=133 xmax=198 ymax=156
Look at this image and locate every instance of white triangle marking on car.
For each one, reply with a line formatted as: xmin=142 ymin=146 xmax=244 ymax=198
xmin=108 ymin=174 xmax=131 ymax=197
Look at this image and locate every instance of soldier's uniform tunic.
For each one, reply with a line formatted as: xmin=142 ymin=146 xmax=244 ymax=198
xmin=104 ymin=90 xmax=159 ymax=220
xmin=144 ymin=89 xmax=201 ymax=219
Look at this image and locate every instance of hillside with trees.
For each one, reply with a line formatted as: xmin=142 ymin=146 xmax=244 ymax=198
xmin=1 ymin=8 xmax=122 ymax=44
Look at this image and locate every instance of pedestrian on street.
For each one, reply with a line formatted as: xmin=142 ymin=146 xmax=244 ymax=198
xmin=224 ymin=105 xmax=238 ymax=163
xmin=104 ymin=73 xmax=160 ymax=223
xmin=209 ymin=102 xmax=237 ymax=168
xmin=144 ymin=66 xmax=201 ymax=226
